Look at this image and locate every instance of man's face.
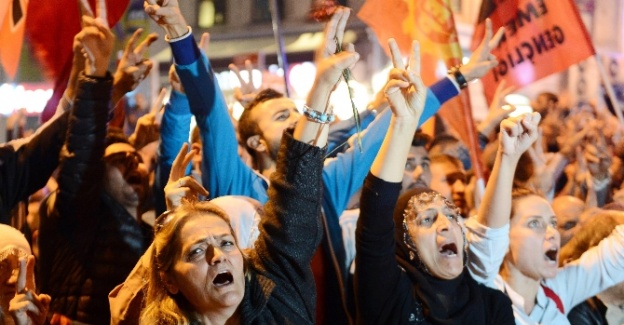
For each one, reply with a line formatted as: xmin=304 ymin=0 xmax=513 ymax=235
xmin=402 ymin=146 xmax=431 ymax=192
xmin=103 ymin=143 xmax=149 ymax=210
xmin=250 ymin=98 xmax=300 ymax=160
xmin=552 ymin=196 xmax=584 ymax=247
xmin=535 ymin=94 xmax=557 ymax=116
xmin=429 ymin=161 xmax=467 ymax=217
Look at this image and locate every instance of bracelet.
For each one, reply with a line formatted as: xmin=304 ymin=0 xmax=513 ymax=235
xmin=448 ymin=65 xmax=468 ymax=89
xmin=303 ymin=105 xmax=335 ymax=124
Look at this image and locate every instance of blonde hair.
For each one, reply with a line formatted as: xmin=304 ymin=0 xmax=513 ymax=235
xmin=139 ymin=201 xmax=239 ymax=325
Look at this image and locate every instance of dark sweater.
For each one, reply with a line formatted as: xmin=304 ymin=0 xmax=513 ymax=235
xmin=354 ymin=174 xmax=515 ymax=325
xmin=238 ymin=130 xmax=325 ymax=324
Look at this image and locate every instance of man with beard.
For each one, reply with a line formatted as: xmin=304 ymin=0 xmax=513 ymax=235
xmin=401 ymin=131 xmax=432 ymax=193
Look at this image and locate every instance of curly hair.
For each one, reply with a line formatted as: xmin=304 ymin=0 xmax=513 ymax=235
xmin=139 ymin=201 xmax=243 ymax=325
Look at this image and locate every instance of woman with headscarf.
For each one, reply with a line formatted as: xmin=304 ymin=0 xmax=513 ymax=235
xmin=354 ymin=38 xmax=515 ymax=324
xmin=0 ymin=224 xmax=50 ymax=325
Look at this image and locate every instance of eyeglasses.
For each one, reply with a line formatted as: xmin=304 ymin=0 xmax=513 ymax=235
xmin=104 ymin=151 xmax=143 ymax=170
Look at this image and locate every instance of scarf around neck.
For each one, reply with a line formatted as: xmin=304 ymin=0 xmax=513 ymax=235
xmin=393 ymin=188 xmax=489 ymax=324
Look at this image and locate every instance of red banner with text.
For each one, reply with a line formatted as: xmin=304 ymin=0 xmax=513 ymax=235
xmin=472 ymin=0 xmax=595 ymax=99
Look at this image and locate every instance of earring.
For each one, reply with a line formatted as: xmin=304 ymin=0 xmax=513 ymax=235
xmin=409 ymin=251 xmax=415 ymax=261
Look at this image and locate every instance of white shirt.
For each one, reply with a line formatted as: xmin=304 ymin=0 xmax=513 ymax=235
xmin=465 ymin=218 xmax=624 ymax=325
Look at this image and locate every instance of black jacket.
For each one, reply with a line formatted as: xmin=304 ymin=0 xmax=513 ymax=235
xmin=38 ymin=73 xmax=151 ymax=324
xmin=567 ymin=297 xmax=608 ymax=325
xmin=0 ymin=111 xmax=69 ymax=223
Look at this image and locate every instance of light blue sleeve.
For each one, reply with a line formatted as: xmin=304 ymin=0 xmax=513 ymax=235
xmin=154 ymin=90 xmax=192 ymax=214
xmin=321 ymin=87 xmax=442 ymax=222
xmin=170 ymin=38 xmax=268 ymax=203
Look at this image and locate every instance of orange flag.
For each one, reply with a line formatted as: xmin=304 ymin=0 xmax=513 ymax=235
xmin=0 ymin=0 xmax=28 ymax=80
xmin=359 ymin=0 xmax=485 ymax=179
xmin=0 ymin=0 xmax=9 ymax=28
xmin=472 ymin=0 xmax=595 ymax=100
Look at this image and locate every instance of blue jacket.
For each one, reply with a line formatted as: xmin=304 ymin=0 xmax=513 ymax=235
xmin=159 ymin=32 xmax=459 ymax=323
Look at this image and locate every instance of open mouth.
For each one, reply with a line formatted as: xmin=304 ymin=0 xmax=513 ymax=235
xmin=544 ymin=248 xmax=558 ymax=262
xmin=213 ymin=271 xmax=234 ymax=287
xmin=439 ymin=242 xmax=458 ymax=257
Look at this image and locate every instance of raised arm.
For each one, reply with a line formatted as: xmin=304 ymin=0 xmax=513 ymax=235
xmin=0 ymin=111 xmax=69 ymax=223
xmin=467 ymin=113 xmax=540 ymax=285
xmin=369 ymin=40 xmax=425 ymax=181
xmin=51 ymin=15 xmax=115 ymax=222
xmin=355 ymin=39 xmax=427 ymax=322
xmin=243 ymin=29 xmax=354 ymax=324
xmin=320 ymin=17 xmax=503 ymax=222
xmin=476 ymin=113 xmax=541 ymax=228
xmin=145 ymin=0 xmax=267 ymax=201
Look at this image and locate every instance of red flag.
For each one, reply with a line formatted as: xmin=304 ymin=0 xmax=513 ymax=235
xmin=0 ymin=0 xmax=28 ymax=80
xmin=472 ymin=0 xmax=595 ymax=100
xmin=25 ymin=0 xmax=130 ymax=121
xmin=359 ymin=0 xmax=485 ymax=179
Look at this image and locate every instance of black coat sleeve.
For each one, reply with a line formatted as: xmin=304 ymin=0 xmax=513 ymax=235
xmin=251 ymin=129 xmax=325 ymax=322
xmin=0 ymin=111 xmax=69 ymax=223
xmin=354 ymin=173 xmax=407 ymax=324
xmin=49 ymin=73 xmax=112 ymax=225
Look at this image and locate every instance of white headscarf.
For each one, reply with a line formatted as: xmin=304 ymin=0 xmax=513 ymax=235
xmin=0 ymin=224 xmax=31 ymax=261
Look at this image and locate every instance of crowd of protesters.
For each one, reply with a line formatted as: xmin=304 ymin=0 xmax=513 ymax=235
xmin=1 ymin=1 xmax=624 ymax=324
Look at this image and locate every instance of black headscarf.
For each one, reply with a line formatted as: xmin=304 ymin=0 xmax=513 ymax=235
xmin=392 ymin=188 xmax=491 ymax=324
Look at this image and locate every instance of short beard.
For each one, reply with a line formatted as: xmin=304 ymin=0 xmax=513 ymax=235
xmin=263 ymin=135 xmax=281 ymax=162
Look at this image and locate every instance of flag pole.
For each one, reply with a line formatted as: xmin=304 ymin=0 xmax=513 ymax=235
xmin=594 ymin=55 xmax=624 ymax=125
xmin=269 ymin=0 xmax=290 ymax=97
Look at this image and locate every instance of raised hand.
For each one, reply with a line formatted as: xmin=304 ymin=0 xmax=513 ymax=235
xmin=461 ymin=18 xmax=504 ymax=82
xmin=314 ymin=42 xmax=359 ymax=90
xmin=478 ymin=80 xmax=516 ymax=137
xmin=316 ymin=7 xmax=350 ymax=60
xmin=113 ymin=28 xmax=158 ymax=102
xmin=229 ymin=60 xmax=260 ymax=106
xmin=384 ymin=38 xmax=426 ymax=121
xmin=198 ymin=32 xmax=210 ymax=55
xmin=76 ymin=15 xmax=115 ymax=77
xmin=144 ymin=0 xmax=188 ymax=39
xmin=128 ymin=113 xmax=160 ymax=150
xmin=499 ymin=112 xmax=541 ymax=160
xmin=164 ymin=143 xmax=209 ymax=210
xmin=9 ymin=256 xmax=51 ymax=325
xmin=168 ymin=64 xmax=184 ymax=94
